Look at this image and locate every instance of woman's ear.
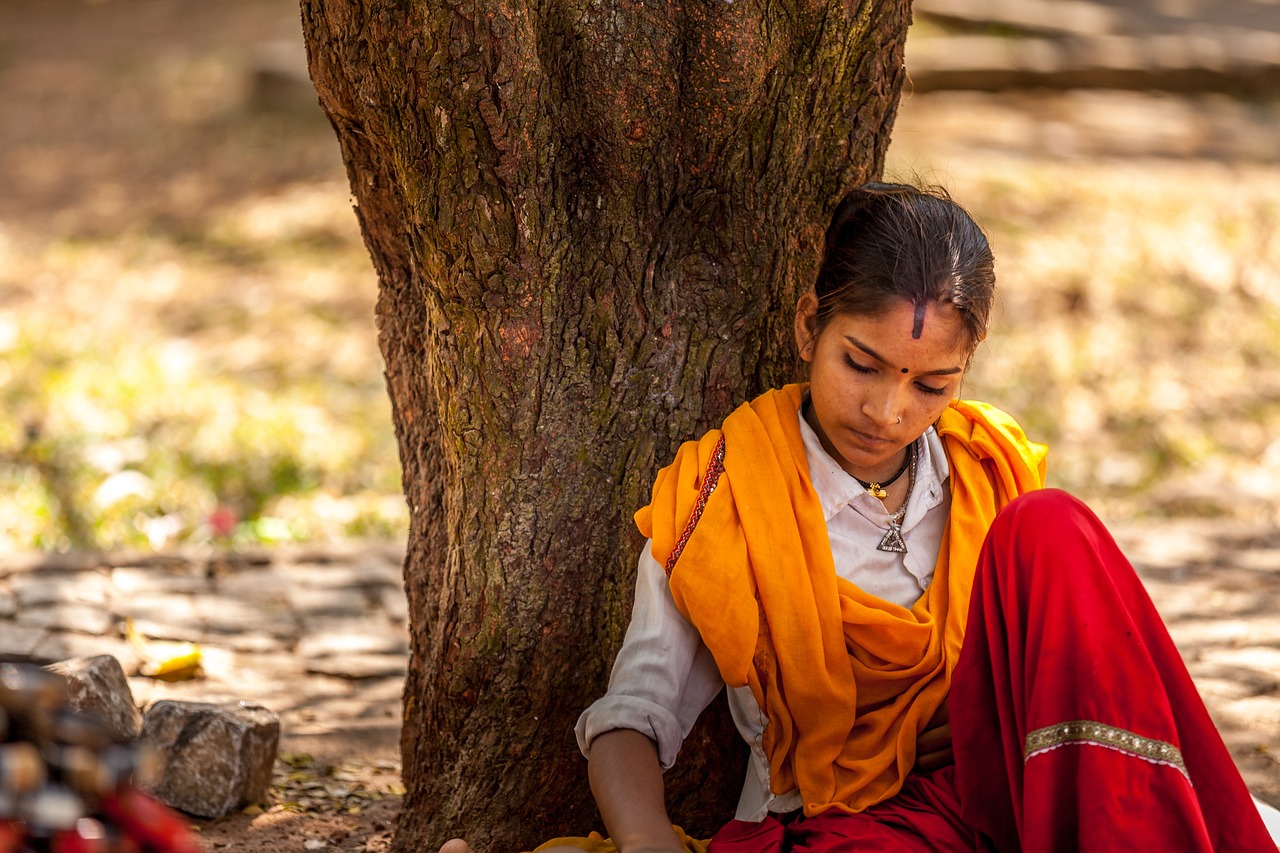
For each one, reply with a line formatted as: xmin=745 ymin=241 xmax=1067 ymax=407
xmin=795 ymin=292 xmax=819 ymax=362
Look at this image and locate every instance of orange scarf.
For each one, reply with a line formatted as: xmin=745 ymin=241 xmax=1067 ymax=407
xmin=634 ymin=384 xmax=1047 ymax=815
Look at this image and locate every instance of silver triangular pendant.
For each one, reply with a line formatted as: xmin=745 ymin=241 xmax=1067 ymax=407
xmin=877 ymin=522 xmax=907 ymax=554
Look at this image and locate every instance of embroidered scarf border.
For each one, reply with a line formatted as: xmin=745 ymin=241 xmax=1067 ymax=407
xmin=1024 ymin=720 xmax=1190 ymax=782
xmin=663 ymin=435 xmax=726 ymax=578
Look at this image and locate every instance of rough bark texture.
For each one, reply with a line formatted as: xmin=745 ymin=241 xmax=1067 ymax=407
xmin=299 ymin=0 xmax=910 ymax=849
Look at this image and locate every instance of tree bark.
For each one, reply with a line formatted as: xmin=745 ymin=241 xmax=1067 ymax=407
xmin=299 ymin=0 xmax=910 ymax=849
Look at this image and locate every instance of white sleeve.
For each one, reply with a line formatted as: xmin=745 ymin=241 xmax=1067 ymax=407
xmin=574 ymin=542 xmax=725 ymax=771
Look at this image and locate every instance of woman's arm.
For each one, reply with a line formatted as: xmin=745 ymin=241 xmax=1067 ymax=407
xmin=587 ymin=729 xmax=685 ymax=853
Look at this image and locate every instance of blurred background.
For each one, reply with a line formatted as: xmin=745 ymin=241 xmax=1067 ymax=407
xmin=1 ymin=0 xmax=1278 ymax=552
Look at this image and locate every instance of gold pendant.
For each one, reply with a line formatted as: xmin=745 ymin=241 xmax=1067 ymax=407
xmin=867 ymin=484 xmax=887 ymax=499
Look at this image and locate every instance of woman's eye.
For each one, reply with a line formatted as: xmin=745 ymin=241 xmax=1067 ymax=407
xmin=916 ymin=382 xmax=947 ymax=397
xmin=843 ymin=355 xmax=874 ymax=374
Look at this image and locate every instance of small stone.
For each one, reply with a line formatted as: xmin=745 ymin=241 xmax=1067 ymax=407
xmin=303 ymin=840 xmax=327 ymax=850
xmin=141 ymin=700 xmax=281 ymax=818
xmin=45 ymin=655 xmax=143 ymax=741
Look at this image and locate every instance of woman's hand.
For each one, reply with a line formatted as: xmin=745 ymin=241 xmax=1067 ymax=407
xmin=914 ymin=701 xmax=954 ymax=774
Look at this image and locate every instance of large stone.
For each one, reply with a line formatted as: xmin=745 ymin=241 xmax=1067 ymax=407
xmin=45 ymin=655 xmax=142 ymax=741
xmin=140 ymin=700 xmax=280 ymax=818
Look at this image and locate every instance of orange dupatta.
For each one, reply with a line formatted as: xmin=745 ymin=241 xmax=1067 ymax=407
xmin=634 ymin=384 xmax=1047 ymax=816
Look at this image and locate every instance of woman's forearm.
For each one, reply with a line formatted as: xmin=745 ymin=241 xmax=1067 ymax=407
xmin=587 ymin=729 xmax=685 ymax=853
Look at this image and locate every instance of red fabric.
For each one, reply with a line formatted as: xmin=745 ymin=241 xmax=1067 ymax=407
xmin=709 ymin=768 xmax=975 ymax=852
xmin=705 ymin=490 xmax=1275 ymax=852
xmin=951 ymin=489 xmax=1275 ymax=852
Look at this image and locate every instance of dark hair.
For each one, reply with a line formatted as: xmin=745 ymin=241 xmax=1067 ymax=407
xmin=813 ymin=182 xmax=995 ymax=352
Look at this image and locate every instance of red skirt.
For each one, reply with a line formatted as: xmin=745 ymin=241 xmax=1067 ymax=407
xmin=709 ymin=490 xmax=1276 ymax=852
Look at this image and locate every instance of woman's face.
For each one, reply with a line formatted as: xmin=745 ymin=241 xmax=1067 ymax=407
xmin=795 ymin=294 xmax=970 ymax=482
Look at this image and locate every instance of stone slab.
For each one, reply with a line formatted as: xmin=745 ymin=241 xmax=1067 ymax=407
xmin=211 ymin=566 xmax=294 ymax=599
xmin=378 ymin=586 xmax=408 ymax=623
xmin=0 ymin=623 xmax=50 ymax=659
xmin=286 ymin=585 xmax=369 ymax=617
xmin=11 ymin=571 xmax=112 ymax=607
xmin=118 ymin=593 xmax=201 ymax=627
xmin=304 ymin=654 xmax=406 ymax=680
xmin=197 ymin=594 xmax=295 ymax=637
xmin=32 ymin=634 xmax=139 ymax=672
xmin=110 ymin=565 xmax=213 ymax=596
xmin=296 ymin=620 xmax=407 ymax=658
xmin=17 ymin=603 xmax=116 ymax=636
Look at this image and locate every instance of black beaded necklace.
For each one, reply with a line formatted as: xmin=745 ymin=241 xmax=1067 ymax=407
xmin=854 ymin=442 xmax=915 ymax=500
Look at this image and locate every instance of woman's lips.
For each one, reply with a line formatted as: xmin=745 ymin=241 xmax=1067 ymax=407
xmin=850 ymin=428 xmax=893 ymax=446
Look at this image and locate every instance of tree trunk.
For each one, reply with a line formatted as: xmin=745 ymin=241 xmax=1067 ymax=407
xmin=299 ymin=0 xmax=910 ymax=849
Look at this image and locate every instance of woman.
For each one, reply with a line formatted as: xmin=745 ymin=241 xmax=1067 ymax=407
xmin=445 ymin=183 xmax=1277 ymax=851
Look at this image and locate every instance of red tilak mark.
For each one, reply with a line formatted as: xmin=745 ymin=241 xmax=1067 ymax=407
xmin=912 ymin=302 xmax=927 ymax=339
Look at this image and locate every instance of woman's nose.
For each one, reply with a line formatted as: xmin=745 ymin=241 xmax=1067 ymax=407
xmin=861 ymin=384 xmax=901 ymax=427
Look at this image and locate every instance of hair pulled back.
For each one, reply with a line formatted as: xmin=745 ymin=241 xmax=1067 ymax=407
xmin=814 ymin=182 xmax=995 ymax=352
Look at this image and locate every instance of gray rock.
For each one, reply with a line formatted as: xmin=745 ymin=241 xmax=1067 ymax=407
xmin=45 ymin=655 xmax=142 ymax=741
xmin=140 ymin=700 xmax=280 ymax=818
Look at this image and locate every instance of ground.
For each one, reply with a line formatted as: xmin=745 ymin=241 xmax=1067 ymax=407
xmin=1 ymin=0 xmax=1277 ymax=850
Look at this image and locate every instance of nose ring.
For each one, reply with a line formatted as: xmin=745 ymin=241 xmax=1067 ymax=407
xmin=896 ymin=416 xmax=902 ymax=424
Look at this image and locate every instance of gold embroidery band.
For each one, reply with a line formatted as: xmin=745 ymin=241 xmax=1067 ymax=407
xmin=1024 ymin=721 xmax=1190 ymax=782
